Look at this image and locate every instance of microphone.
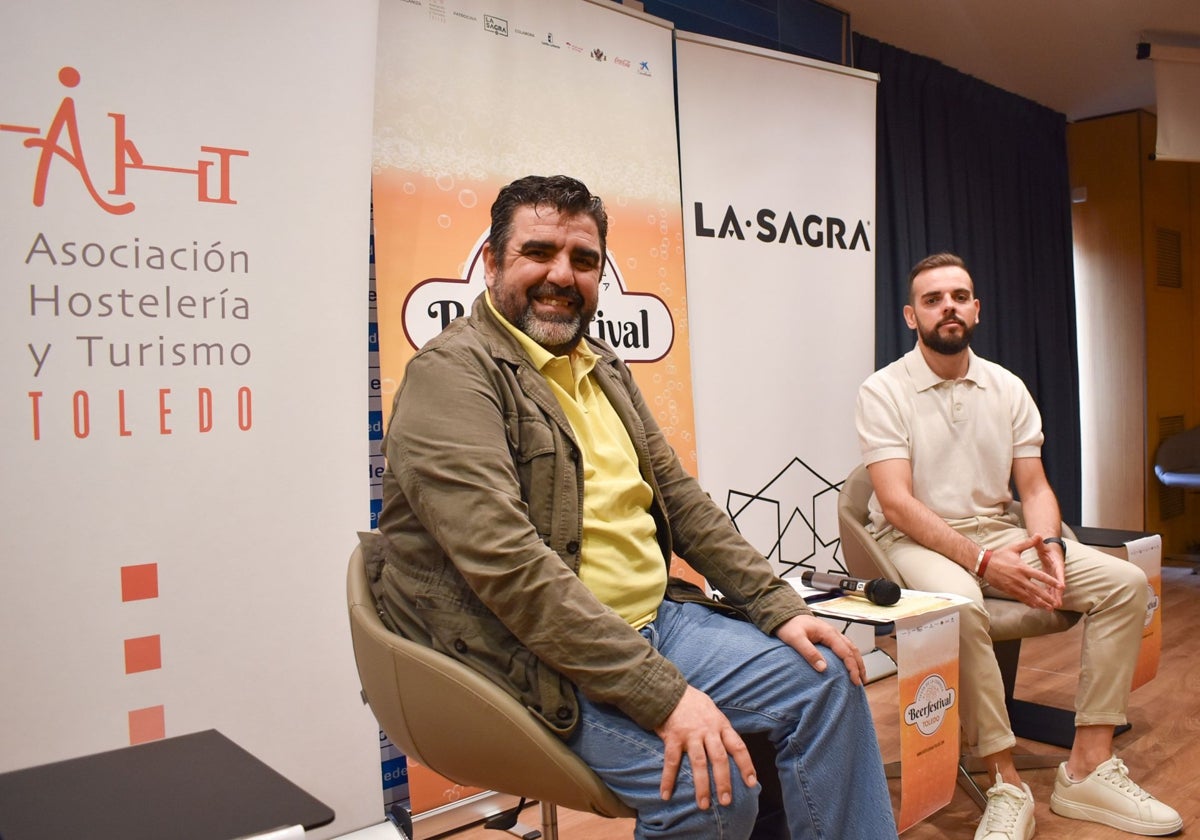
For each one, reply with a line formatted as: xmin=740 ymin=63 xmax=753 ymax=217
xmin=800 ymin=570 xmax=902 ymax=606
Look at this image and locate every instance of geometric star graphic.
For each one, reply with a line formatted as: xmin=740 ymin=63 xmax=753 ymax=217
xmin=726 ymin=457 xmax=848 ymax=579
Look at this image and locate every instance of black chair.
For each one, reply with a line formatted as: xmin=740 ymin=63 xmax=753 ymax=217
xmin=1154 ymin=425 xmax=1200 ymax=490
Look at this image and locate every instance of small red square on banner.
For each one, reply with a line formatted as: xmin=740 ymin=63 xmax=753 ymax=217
xmin=128 ymin=705 xmax=165 ymax=745
xmin=121 ymin=563 xmax=159 ymax=601
xmin=124 ymin=635 xmax=162 ymax=673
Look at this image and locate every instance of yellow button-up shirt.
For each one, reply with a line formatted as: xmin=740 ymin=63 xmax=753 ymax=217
xmin=488 ymin=293 xmax=666 ymax=628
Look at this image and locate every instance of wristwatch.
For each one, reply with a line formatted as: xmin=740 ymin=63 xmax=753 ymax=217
xmin=1043 ymin=536 xmax=1066 ymax=557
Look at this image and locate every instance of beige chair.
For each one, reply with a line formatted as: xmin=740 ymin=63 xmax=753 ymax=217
xmin=837 ymin=463 xmax=1083 ymax=807
xmin=346 ymin=543 xmax=635 ymax=839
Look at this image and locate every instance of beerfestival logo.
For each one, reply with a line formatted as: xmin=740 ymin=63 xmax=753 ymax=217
xmin=400 ymin=231 xmax=675 ymax=364
xmin=904 ymin=673 xmax=956 ymax=736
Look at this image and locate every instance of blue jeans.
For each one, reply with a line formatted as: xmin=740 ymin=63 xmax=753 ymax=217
xmin=565 ymin=601 xmax=897 ymax=839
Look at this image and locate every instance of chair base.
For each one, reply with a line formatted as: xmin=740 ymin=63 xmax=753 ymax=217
xmin=482 ymin=797 xmax=544 ymax=839
xmin=485 ymin=821 xmax=540 ymax=840
xmin=958 ymin=699 xmax=1132 ymax=809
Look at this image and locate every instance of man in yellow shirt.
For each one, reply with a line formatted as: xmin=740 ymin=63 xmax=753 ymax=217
xmin=369 ymin=174 xmax=896 ymax=838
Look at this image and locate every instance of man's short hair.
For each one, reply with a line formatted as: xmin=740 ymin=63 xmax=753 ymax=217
xmin=907 ymin=252 xmax=969 ymax=302
xmin=488 ymin=175 xmax=608 ymax=261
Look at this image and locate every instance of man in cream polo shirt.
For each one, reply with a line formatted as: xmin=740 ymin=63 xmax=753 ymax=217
xmin=856 ymin=252 xmax=1180 ymax=840
xmin=370 ymin=175 xmax=895 ymax=839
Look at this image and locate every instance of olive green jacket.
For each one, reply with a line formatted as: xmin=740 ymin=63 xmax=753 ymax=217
xmin=365 ymin=293 xmax=811 ymax=736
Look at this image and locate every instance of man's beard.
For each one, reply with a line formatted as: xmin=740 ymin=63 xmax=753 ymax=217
xmin=492 ymin=275 xmax=595 ymax=355
xmin=919 ymin=316 xmax=975 ymax=355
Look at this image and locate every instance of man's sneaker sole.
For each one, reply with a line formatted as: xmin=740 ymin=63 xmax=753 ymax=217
xmin=1050 ymin=791 xmax=1183 ymax=836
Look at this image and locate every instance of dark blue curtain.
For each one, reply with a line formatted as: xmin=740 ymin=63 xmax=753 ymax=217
xmin=854 ymin=35 xmax=1082 ymax=522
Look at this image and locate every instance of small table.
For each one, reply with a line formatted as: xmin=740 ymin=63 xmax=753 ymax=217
xmin=0 ymin=730 xmax=334 ymax=840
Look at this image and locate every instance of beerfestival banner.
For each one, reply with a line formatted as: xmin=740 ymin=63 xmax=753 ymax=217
xmin=800 ymin=586 xmax=966 ymax=831
xmin=895 ymin=610 xmax=962 ymax=831
xmin=0 ymin=2 xmax=384 ymax=836
xmin=371 ymin=0 xmax=687 ymax=827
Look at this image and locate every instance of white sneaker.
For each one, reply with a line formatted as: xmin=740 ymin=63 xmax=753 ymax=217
xmin=975 ymin=773 xmax=1035 ymax=840
xmin=1049 ymin=756 xmax=1182 ymax=835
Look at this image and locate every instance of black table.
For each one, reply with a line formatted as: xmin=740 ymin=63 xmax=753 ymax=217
xmin=0 ymin=730 xmax=334 ymax=840
xmin=1071 ymin=525 xmax=1156 ymax=547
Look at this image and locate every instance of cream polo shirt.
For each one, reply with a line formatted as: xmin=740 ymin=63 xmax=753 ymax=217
xmin=486 ymin=293 xmax=666 ymax=629
xmin=855 ymin=345 xmax=1044 ymax=536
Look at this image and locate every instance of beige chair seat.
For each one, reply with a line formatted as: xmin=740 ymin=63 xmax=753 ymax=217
xmin=347 ymin=543 xmax=635 ymax=839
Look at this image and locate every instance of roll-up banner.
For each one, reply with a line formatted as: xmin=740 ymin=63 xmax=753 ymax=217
xmin=675 ymin=32 xmax=878 ymax=589
xmin=676 ymin=30 xmax=962 ymax=824
xmin=675 ymin=32 xmax=882 ymax=668
xmin=0 ymin=2 xmax=384 ymax=836
xmin=896 ymin=611 xmax=962 ymax=830
xmin=371 ymin=0 xmax=689 ymax=826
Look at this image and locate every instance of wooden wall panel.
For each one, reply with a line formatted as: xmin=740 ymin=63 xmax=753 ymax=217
xmin=1068 ymin=113 xmax=1146 ymax=529
xmin=1069 ymin=110 xmax=1200 ymax=552
xmin=1142 ymin=115 xmax=1200 ymax=553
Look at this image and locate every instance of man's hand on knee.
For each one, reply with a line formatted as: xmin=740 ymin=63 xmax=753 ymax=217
xmin=655 ymin=685 xmax=757 ymax=810
xmin=984 ymin=535 xmax=1064 ymax=610
xmin=775 ymin=614 xmax=867 ymax=685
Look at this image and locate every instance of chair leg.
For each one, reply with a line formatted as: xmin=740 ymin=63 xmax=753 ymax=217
xmin=539 ymin=801 xmax=557 ymax=840
xmin=996 ymin=638 xmax=1132 ymax=748
xmin=957 ymin=762 xmax=989 ymax=810
xmin=744 ymin=731 xmax=788 ymax=840
xmin=958 ymin=751 xmax=1071 ymax=813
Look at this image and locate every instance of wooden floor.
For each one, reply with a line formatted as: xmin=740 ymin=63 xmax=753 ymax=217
xmin=438 ymin=565 xmax=1200 ymax=839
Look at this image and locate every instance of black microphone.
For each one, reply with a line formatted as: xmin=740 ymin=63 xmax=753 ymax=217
xmin=800 ymin=570 xmax=902 ymax=606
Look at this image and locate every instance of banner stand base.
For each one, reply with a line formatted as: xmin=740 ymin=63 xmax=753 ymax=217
xmin=863 ymin=647 xmax=898 ymax=683
xmin=334 ymin=821 xmax=405 ymax=839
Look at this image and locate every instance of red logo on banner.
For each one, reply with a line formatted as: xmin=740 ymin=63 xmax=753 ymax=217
xmin=1 ymin=66 xmax=249 ymax=215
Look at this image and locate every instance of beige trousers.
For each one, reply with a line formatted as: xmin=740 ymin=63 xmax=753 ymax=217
xmin=881 ymin=516 xmax=1149 ymax=757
